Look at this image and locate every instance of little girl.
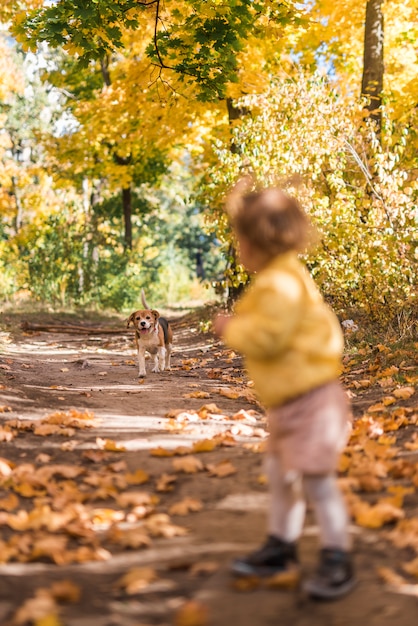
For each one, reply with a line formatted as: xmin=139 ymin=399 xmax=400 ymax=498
xmin=214 ymin=181 xmax=355 ymax=600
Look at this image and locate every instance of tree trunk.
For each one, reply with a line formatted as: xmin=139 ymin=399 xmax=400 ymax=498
xmin=224 ymin=98 xmax=250 ymax=305
xmin=122 ymin=187 xmax=133 ymax=250
xmin=361 ymin=0 xmax=384 ymax=132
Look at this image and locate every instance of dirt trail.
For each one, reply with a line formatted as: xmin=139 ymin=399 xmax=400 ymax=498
xmin=0 ymin=310 xmax=416 ymax=626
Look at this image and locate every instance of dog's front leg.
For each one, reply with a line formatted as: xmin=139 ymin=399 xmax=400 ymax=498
xmin=156 ymin=346 xmax=166 ymax=372
xmin=165 ymin=344 xmax=172 ymax=371
xmin=137 ymin=346 xmax=147 ymax=378
xmin=151 ymin=351 xmax=161 ymax=373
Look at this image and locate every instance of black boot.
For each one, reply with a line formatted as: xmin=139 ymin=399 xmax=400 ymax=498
xmin=303 ymin=548 xmax=356 ymax=600
xmin=231 ymin=535 xmax=298 ymax=577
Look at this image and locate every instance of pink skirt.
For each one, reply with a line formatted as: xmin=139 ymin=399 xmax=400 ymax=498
xmin=267 ymin=381 xmax=351 ymax=475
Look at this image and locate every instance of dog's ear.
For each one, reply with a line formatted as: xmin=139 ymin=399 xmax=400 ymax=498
xmin=151 ymin=309 xmax=160 ymax=321
xmin=126 ymin=312 xmax=136 ymax=328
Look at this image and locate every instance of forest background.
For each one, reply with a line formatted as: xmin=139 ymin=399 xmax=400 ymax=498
xmin=0 ymin=0 xmax=417 ymax=334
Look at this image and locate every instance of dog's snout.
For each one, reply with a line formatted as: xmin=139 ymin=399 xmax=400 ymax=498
xmin=140 ymin=321 xmax=147 ymax=326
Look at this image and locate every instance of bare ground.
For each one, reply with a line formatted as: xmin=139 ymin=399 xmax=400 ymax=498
xmin=0 ymin=308 xmax=417 ymax=626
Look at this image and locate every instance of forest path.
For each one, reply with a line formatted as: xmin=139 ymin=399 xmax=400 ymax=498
xmin=0 ymin=309 xmax=416 ymax=626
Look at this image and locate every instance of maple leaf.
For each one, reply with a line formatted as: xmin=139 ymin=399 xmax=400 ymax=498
xmin=393 ymin=386 xmax=415 ymax=400
xmin=124 ymin=469 xmax=149 ymax=484
xmin=377 ymin=566 xmax=408 ymax=587
xmin=169 ymin=497 xmax=203 ymax=516
xmin=96 ymin=438 xmax=126 ymax=452
xmin=264 ymin=566 xmax=301 ymax=589
xmin=0 ymin=493 xmax=19 ymax=511
xmin=189 ymin=561 xmax=219 ymax=576
xmin=115 ymin=566 xmax=158 ymax=594
xmin=174 ymin=600 xmax=209 ymax=626
xmin=172 ymin=456 xmax=204 ymax=474
xmin=352 ymin=500 xmax=404 ymax=528
xmin=31 ymin=535 xmax=69 ymax=564
xmin=206 ymin=460 xmax=237 ymax=478
xmin=49 ymin=580 xmax=81 ymax=603
xmin=144 ymin=514 xmax=187 ymax=538
xmin=108 ymin=526 xmax=151 ymax=550
xmin=116 ymin=491 xmax=154 ymax=508
xmin=192 ymin=439 xmax=218 ymax=453
xmin=13 ymin=589 xmax=60 ymax=625
xmin=150 ymin=446 xmax=175 ymax=457
xmin=183 ymin=391 xmax=211 ymax=399
xmin=402 ymin=557 xmax=418 ymax=578
xmin=156 ymin=473 xmax=177 ymax=492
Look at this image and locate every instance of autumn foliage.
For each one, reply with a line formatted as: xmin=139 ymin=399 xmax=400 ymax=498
xmin=0 ymin=1 xmax=416 ymax=327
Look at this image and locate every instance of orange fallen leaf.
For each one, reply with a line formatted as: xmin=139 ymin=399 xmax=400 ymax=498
xmin=264 ymin=566 xmax=301 ymax=589
xmin=206 ymin=460 xmax=237 ymax=478
xmin=13 ymin=589 xmax=60 ymax=625
xmin=49 ymin=580 xmax=81 ymax=603
xmin=393 ymin=386 xmax=415 ymax=400
xmin=189 ymin=561 xmax=219 ymax=576
xmin=192 ymin=439 xmax=218 ymax=453
xmin=353 ymin=500 xmax=404 ymax=528
xmin=144 ymin=514 xmax=187 ymax=538
xmin=96 ymin=438 xmax=126 ymax=452
xmin=172 ymin=456 xmax=204 ymax=474
xmin=183 ymin=391 xmax=211 ymax=399
xmin=175 ymin=600 xmax=209 ymax=626
xmin=377 ymin=566 xmax=407 ymax=587
xmin=150 ymin=446 xmax=175 ymax=457
xmin=402 ymin=557 xmax=418 ymax=578
xmin=169 ymin=497 xmax=203 ymax=516
xmin=115 ymin=567 xmax=158 ymax=594
xmin=124 ymin=469 xmax=149 ymax=485
xmin=156 ymin=473 xmax=177 ymax=492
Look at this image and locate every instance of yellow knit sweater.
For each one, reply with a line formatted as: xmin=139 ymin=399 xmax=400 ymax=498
xmin=223 ymin=252 xmax=344 ymax=408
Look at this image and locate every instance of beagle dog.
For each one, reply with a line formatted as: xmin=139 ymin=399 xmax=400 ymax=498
xmin=126 ymin=291 xmax=173 ymax=378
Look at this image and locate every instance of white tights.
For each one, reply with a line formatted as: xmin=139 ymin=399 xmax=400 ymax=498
xmin=266 ymin=455 xmax=350 ymax=550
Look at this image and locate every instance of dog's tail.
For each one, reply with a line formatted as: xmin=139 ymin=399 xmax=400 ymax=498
xmin=141 ymin=289 xmax=150 ymax=310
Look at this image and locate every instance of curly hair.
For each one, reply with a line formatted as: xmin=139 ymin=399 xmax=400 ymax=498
xmin=226 ymin=178 xmax=312 ymax=256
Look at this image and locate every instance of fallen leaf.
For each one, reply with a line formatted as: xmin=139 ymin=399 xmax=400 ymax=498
xmin=156 ymin=473 xmax=177 ymax=492
xmin=206 ymin=460 xmax=237 ymax=478
xmin=192 ymin=439 xmax=218 ymax=453
xmin=172 ymin=456 xmax=204 ymax=474
xmin=150 ymin=446 xmax=175 ymax=457
xmin=169 ymin=498 xmax=203 ymax=516
xmin=125 ymin=469 xmax=149 ymax=485
xmin=264 ymin=566 xmax=301 ymax=589
xmin=402 ymin=557 xmax=418 ymax=578
xmin=189 ymin=561 xmax=219 ymax=576
xmin=13 ymin=589 xmax=61 ymax=625
xmin=96 ymin=438 xmax=126 ymax=452
xmin=144 ymin=514 xmax=187 ymax=538
xmin=174 ymin=600 xmax=209 ymax=626
xmin=115 ymin=567 xmax=158 ymax=594
xmin=183 ymin=391 xmax=211 ymax=399
xmin=393 ymin=386 xmax=415 ymax=400
xmin=49 ymin=580 xmax=81 ymax=603
xmin=377 ymin=566 xmax=408 ymax=587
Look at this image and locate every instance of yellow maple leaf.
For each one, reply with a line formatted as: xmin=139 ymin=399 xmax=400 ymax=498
xmin=150 ymin=446 xmax=175 ymax=457
xmin=124 ymin=469 xmax=149 ymax=484
xmin=192 ymin=439 xmax=218 ymax=453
